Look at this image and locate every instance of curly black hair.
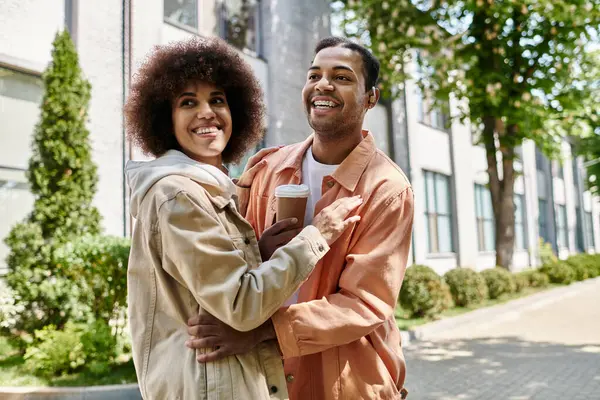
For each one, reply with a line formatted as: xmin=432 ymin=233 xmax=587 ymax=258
xmin=125 ymin=36 xmax=265 ymax=164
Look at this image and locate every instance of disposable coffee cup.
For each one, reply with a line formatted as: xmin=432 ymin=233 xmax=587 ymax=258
xmin=275 ymin=184 xmax=310 ymax=229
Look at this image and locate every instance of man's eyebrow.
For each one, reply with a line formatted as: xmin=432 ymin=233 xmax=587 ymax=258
xmin=307 ymin=65 xmax=355 ymax=73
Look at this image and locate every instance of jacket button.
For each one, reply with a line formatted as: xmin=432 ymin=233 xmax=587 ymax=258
xmin=318 ymin=244 xmax=324 ymax=252
xmin=326 ymin=180 xmax=334 ymax=188
xmin=244 ymin=238 xmax=250 ymax=244
xmin=270 ymin=386 xmax=278 ymax=394
xmin=286 ymin=374 xmax=294 ymax=383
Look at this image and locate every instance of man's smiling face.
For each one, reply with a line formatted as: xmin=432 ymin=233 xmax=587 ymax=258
xmin=301 ymin=46 xmax=370 ymax=138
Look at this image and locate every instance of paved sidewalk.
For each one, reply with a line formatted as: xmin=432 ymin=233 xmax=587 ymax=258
xmin=403 ymin=278 xmax=600 ymax=400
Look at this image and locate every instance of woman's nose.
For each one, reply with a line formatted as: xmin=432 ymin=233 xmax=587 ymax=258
xmin=196 ymin=102 xmax=216 ymax=119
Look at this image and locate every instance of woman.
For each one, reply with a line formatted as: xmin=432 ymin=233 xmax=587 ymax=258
xmin=124 ymin=37 xmax=361 ymax=400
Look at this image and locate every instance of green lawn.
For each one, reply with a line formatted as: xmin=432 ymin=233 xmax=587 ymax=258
xmin=0 ymin=336 xmax=137 ymax=387
xmin=395 ymin=284 xmax=560 ymax=331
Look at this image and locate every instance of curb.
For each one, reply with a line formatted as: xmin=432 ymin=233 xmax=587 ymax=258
xmin=0 ymin=383 xmax=141 ymax=400
xmin=401 ymin=277 xmax=600 ymax=345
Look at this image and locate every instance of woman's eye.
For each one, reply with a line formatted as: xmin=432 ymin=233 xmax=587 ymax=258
xmin=211 ymin=97 xmax=226 ymax=104
xmin=336 ymin=76 xmax=350 ymax=81
xmin=180 ymin=99 xmax=195 ymax=107
xmin=308 ymin=74 xmax=319 ymax=80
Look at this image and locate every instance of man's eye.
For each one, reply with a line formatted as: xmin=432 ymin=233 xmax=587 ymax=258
xmin=336 ymin=76 xmax=350 ymax=81
xmin=308 ymin=74 xmax=319 ymax=80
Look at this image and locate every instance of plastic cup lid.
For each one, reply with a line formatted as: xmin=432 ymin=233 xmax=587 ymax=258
xmin=275 ymin=184 xmax=310 ymax=198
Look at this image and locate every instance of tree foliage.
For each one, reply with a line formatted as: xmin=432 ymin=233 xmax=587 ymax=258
xmin=4 ymin=30 xmax=101 ymax=334
xmin=334 ymin=0 xmax=600 ymax=267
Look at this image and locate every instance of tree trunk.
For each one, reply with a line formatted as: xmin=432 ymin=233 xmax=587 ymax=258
xmin=483 ymin=117 xmax=516 ymax=269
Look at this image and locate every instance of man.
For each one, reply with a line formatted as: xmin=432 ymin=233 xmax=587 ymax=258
xmin=187 ymin=36 xmax=414 ymax=399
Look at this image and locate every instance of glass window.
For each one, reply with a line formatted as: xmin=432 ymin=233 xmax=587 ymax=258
xmin=538 ymin=199 xmax=549 ymax=243
xmin=164 ymin=0 xmax=198 ymax=30
xmin=585 ymin=211 xmax=595 ymax=250
xmin=575 ymin=206 xmax=585 ymax=252
xmin=0 ymin=67 xmax=43 ymax=170
xmin=475 ymin=184 xmax=495 ymax=252
xmin=0 ymin=176 xmax=34 ymax=275
xmin=424 ymin=171 xmax=454 ymax=253
xmin=219 ymin=0 xmax=260 ymax=54
xmin=556 ymin=205 xmax=568 ymax=249
xmin=514 ymin=194 xmax=527 ymax=250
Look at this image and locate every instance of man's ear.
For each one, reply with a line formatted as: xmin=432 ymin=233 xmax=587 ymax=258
xmin=367 ymin=86 xmax=380 ymax=108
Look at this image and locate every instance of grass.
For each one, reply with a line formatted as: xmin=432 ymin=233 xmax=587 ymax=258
xmin=0 ymin=335 xmax=137 ymax=387
xmin=395 ymin=284 xmax=561 ymax=331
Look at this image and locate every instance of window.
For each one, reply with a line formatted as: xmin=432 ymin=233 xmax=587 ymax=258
xmin=538 ymin=199 xmax=549 ymax=243
xmin=424 ymin=171 xmax=454 ymax=253
xmin=556 ymin=162 xmax=564 ymax=180
xmin=585 ymin=211 xmax=595 ymax=250
xmin=514 ymin=194 xmax=527 ymax=250
xmin=575 ymin=206 xmax=585 ymax=252
xmin=219 ymin=0 xmax=260 ymax=54
xmin=572 ymin=149 xmax=580 ymax=187
xmin=537 ymin=168 xmax=550 ymax=243
xmin=556 ymin=205 xmax=568 ymax=249
xmin=164 ymin=0 xmax=198 ymax=30
xmin=416 ymin=91 xmax=448 ymax=131
xmin=474 ymin=184 xmax=494 ymax=252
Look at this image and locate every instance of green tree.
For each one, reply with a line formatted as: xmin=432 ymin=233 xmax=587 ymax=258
xmin=4 ymin=30 xmax=101 ymax=334
xmin=335 ymin=0 xmax=600 ymax=268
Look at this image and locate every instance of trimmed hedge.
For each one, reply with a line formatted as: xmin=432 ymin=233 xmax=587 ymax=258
xmin=481 ymin=267 xmax=517 ymax=299
xmin=444 ymin=268 xmax=489 ymax=307
xmin=539 ymin=262 xmax=575 ymax=285
xmin=399 ymin=265 xmax=453 ymax=318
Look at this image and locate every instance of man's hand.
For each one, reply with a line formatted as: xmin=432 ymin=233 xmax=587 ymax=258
xmin=258 ymin=218 xmax=302 ymax=261
xmin=236 ymin=146 xmax=281 ymax=188
xmin=186 ymin=313 xmax=276 ymax=363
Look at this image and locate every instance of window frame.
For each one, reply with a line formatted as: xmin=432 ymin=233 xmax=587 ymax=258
xmin=474 ymin=184 xmax=495 ymax=252
xmin=423 ymin=170 xmax=454 ymax=254
xmin=555 ymin=204 xmax=568 ymax=249
xmin=218 ymin=0 xmax=262 ymax=57
xmin=163 ymin=0 xmax=199 ymax=33
xmin=514 ymin=193 xmax=527 ymax=250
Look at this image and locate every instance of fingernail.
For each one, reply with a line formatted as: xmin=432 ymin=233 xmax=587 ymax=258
xmin=185 ymin=340 xmax=190 ymax=347
xmin=291 ymin=218 xmax=298 ymax=224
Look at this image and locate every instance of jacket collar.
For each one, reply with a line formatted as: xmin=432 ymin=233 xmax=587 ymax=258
xmin=275 ymin=130 xmax=377 ymax=192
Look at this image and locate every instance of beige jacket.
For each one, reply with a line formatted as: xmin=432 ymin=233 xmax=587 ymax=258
xmin=125 ymin=150 xmax=329 ymax=400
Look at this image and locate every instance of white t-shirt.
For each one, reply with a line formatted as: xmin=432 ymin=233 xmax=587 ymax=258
xmin=284 ymin=147 xmax=339 ymax=306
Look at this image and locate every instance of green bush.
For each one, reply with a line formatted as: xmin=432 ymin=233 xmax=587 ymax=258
xmin=516 ymin=270 xmax=550 ymax=289
xmin=514 ymin=271 xmax=530 ymax=292
xmin=4 ymin=30 xmax=101 ymax=334
xmin=23 ymin=320 xmax=116 ymax=377
xmin=54 ymin=235 xmax=130 ymax=324
xmin=399 ymin=265 xmax=453 ymax=318
xmin=538 ymin=238 xmax=558 ymax=265
xmin=444 ymin=268 xmax=489 ymax=307
xmin=481 ymin=267 xmax=517 ymax=299
xmin=565 ymin=254 xmax=600 ymax=280
xmin=540 ymin=262 xmax=575 ymax=285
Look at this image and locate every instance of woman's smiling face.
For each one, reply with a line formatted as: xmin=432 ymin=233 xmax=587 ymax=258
xmin=171 ymin=81 xmax=233 ymax=167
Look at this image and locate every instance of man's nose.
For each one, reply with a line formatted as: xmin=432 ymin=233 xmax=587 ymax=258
xmin=196 ymin=102 xmax=216 ymax=119
xmin=315 ymin=77 xmax=334 ymax=92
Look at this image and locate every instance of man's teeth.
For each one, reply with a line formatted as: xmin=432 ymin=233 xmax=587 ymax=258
xmin=193 ymin=127 xmax=219 ymax=134
xmin=313 ymin=100 xmax=337 ymax=108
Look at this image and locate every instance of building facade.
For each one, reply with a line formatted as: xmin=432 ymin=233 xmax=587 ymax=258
xmin=1 ymin=0 xmax=598 ymax=275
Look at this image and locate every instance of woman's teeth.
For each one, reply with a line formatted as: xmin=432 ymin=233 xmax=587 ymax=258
xmin=193 ymin=127 xmax=219 ymax=134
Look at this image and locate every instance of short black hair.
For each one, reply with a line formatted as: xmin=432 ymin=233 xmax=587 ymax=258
xmin=314 ymin=36 xmax=380 ymax=92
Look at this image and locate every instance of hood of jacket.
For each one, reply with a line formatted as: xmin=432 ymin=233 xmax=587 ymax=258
xmin=125 ymin=149 xmax=235 ymax=218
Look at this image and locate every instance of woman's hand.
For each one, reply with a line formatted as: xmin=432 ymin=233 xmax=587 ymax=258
xmin=237 ymin=146 xmax=281 ymax=188
xmin=312 ymin=196 xmax=362 ymax=245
